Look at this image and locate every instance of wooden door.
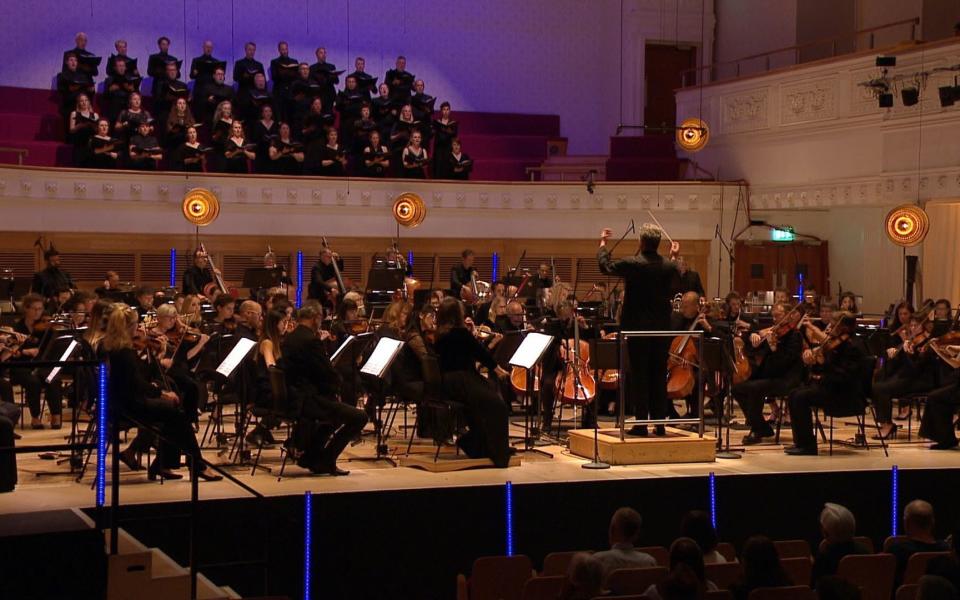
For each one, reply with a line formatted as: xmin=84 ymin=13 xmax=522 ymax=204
xmin=734 ymin=241 xmax=829 ymax=297
xmin=644 ymin=44 xmax=697 ymax=129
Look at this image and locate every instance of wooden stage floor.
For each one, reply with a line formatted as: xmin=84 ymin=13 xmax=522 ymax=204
xmin=1 ymin=409 xmax=957 ymax=515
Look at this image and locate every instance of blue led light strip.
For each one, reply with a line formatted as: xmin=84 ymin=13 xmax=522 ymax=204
xmin=296 ymin=250 xmax=304 ymax=309
xmin=96 ymin=363 xmax=107 ymax=507
xmin=492 ymin=252 xmax=500 ymax=282
xmin=169 ymin=248 xmax=177 ymax=288
xmin=304 ymin=491 xmax=312 ymax=600
xmin=891 ymin=465 xmax=899 ymax=537
xmin=709 ymin=472 xmax=717 ymax=531
xmin=407 ymin=250 xmax=414 ymax=271
xmin=505 ymin=481 xmax=514 ymax=556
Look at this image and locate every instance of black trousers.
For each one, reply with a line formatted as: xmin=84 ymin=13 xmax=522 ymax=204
xmin=627 ymin=337 xmax=670 ymax=421
xmin=442 ymin=370 xmax=510 ymax=468
xmin=871 ymin=374 xmax=933 ymax=422
xmin=0 ymin=416 xmax=16 ymax=492
xmin=788 ymin=384 xmax=865 ymax=449
xmin=733 ymin=377 xmax=793 ymax=434
xmin=123 ymin=402 xmax=205 ymax=470
xmin=297 ymin=394 xmax=368 ymax=469
xmin=9 ymin=368 xmax=63 ymax=419
xmin=919 ymin=384 xmax=960 ymax=445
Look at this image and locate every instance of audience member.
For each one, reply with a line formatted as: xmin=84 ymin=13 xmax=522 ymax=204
xmin=643 ymin=538 xmax=719 ymax=600
xmin=926 ymin=526 xmax=960 ymax=591
xmin=890 ymin=500 xmax=950 ymax=585
xmin=918 ymin=575 xmax=959 ymax=600
xmin=681 ymin=510 xmax=727 ymax=564
xmin=593 ymin=507 xmax=657 ymax=578
xmin=559 ymin=552 xmax=605 ymax=600
xmin=812 ymin=503 xmax=870 ymax=586
xmin=730 ymin=536 xmax=791 ymax=600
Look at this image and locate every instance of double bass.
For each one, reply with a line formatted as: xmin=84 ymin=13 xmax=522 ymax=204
xmin=320 ymin=237 xmax=347 ymax=306
xmin=198 ymin=242 xmax=233 ymax=298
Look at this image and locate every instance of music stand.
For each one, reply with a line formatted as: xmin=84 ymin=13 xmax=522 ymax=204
xmin=351 ymin=336 xmax=404 ymax=466
xmin=703 ymin=334 xmax=742 ymax=459
xmin=584 ymin=334 xmax=616 ymax=469
xmin=36 ymin=331 xmax=85 ymax=475
xmin=241 ymin=267 xmax=283 ymax=290
xmin=508 ymin=332 xmax=555 ymax=458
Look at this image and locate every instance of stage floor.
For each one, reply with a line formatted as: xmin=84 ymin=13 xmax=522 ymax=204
xmin=1 ymin=409 xmax=957 ymax=515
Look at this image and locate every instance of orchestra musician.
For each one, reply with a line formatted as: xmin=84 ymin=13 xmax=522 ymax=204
xmin=153 ymin=303 xmax=210 ymax=420
xmin=244 ymin=307 xmax=288 ymax=448
xmin=434 ymin=297 xmax=512 ymax=467
xmin=732 ymin=302 xmax=805 ymax=444
xmin=920 ymin=341 xmax=960 ymax=450
xmin=598 ymin=224 xmax=680 ymax=436
xmin=6 ymin=294 xmax=65 ymax=429
xmin=308 ymin=247 xmax=345 ymax=307
xmin=785 ymin=313 xmax=866 ymax=456
xmin=32 ymin=244 xmax=75 ymax=301
xmin=281 ymin=303 xmax=366 ymax=476
xmin=676 ymin=256 xmax=705 ymax=296
xmin=182 ymin=248 xmax=218 ymax=297
xmin=871 ymin=312 xmax=937 ymax=440
xmin=450 ymin=249 xmax=477 ymax=299
xmin=104 ymin=304 xmax=222 ymax=482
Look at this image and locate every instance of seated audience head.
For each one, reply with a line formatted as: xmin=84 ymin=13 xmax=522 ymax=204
xmin=820 ymin=502 xmax=857 ymax=544
xmin=659 ymin=563 xmax=704 ymax=600
xmin=742 ymin=535 xmax=787 ymax=586
xmin=608 ymin=506 xmax=643 ymax=547
xmin=904 ymin=499 xmax=937 ymax=541
xmin=680 ymin=510 xmax=720 ymax=558
xmin=562 ymin=553 xmax=604 ymax=600
xmin=918 ymin=575 xmax=959 ymax=600
xmin=670 ymin=537 xmax=708 ymax=583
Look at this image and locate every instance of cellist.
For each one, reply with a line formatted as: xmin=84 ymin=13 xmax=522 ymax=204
xmin=667 ymin=291 xmax=713 ymax=418
xmin=732 ymin=302 xmax=805 ymax=445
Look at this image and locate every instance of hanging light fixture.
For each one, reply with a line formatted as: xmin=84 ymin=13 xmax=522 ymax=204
xmin=676 ymin=117 xmax=709 ymax=152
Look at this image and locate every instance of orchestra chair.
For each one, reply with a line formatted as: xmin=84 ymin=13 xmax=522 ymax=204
xmin=456 ymin=554 xmax=534 ymax=600
xmin=716 ymin=542 xmax=738 ymax=562
xmin=261 ymin=366 xmax=322 ymax=481
xmin=779 ymin=557 xmax=812 ymax=587
xmin=705 ymin=561 xmax=744 ymax=591
xmin=521 ymin=575 xmax=565 ymax=600
xmin=541 ymin=550 xmax=586 ymax=576
xmin=636 ymin=546 xmax=669 ymax=567
xmin=705 ymin=590 xmax=735 ymax=600
xmin=882 ymin=535 xmax=908 ymax=553
xmin=902 ymin=552 xmax=951 ymax=585
xmin=404 ymin=354 xmax=465 ymax=461
xmin=747 ymin=585 xmax=816 ymax=600
xmin=774 ymin=540 xmax=812 ymax=560
xmin=895 ymin=583 xmax=920 ymax=600
xmin=817 ymin=355 xmax=889 ymax=457
xmin=896 ymin=393 xmax=927 ymax=441
xmin=604 ymin=566 xmax=668 ymax=596
xmin=836 ymin=553 xmax=896 ymax=600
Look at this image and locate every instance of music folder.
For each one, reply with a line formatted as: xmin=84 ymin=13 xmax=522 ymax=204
xmin=331 ymin=332 xmax=375 ymax=367
xmin=215 ymin=337 xmax=257 ymax=378
xmin=508 ymin=332 xmax=554 ymax=370
xmin=360 ymin=337 xmax=404 ymax=379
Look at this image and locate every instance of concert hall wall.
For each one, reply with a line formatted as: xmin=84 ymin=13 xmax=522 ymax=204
xmin=0 ymin=0 xmax=714 ymax=155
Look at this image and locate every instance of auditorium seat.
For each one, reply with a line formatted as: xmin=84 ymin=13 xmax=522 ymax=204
xmin=902 ymin=551 xmax=951 ymax=585
xmin=896 ymin=583 xmax=920 ymax=600
xmin=716 ymin=542 xmax=738 ymax=562
xmin=779 ymin=557 xmax=812 ymax=587
xmin=705 ymin=561 xmax=744 ymax=590
xmin=747 ymin=585 xmax=816 ymax=600
xmin=605 ymin=566 xmax=668 ymax=596
xmin=837 ymin=553 xmax=895 ymax=600
xmin=541 ymin=550 xmax=584 ymax=576
xmin=456 ymin=554 xmax=534 ymax=600
xmin=774 ymin=540 xmax=812 ymax=559
xmin=636 ymin=545 xmax=669 ymax=567
xmin=882 ymin=535 xmax=908 ymax=552
xmin=521 ymin=575 xmax=565 ymax=600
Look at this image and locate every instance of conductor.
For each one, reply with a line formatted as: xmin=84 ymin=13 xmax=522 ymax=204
xmin=598 ymin=224 xmax=680 ymax=436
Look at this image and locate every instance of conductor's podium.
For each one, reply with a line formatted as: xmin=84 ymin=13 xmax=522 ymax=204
xmin=568 ymin=427 xmax=716 ymax=465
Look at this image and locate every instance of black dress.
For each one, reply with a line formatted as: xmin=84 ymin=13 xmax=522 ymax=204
xmin=128 ymin=134 xmax=161 ymax=170
xmin=208 ymin=118 xmax=233 ymax=172
xmin=318 ymin=144 xmax=346 ymax=176
xmin=89 ymin=136 xmax=119 ymax=169
xmin=224 ymin=138 xmax=251 ymax=173
xmin=69 ymin=111 xmax=99 ymax=167
xmin=362 ymin=145 xmax=390 ymax=177
xmin=171 ymin=143 xmax=205 ymax=172
xmin=269 ymin=137 xmax=303 ymax=175
xmin=401 ymin=147 xmax=427 ymax=179
xmin=448 ymin=152 xmax=473 ymax=180
xmin=434 ymin=327 xmax=510 ymax=467
xmin=431 ymin=119 xmax=459 ymax=178
xmin=250 ymin=120 xmax=279 ymax=173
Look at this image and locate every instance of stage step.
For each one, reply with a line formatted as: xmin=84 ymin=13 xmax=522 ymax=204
xmin=400 ymin=453 xmax=521 ymax=472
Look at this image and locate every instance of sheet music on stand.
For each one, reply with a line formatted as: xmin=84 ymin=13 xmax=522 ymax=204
xmin=215 ymin=337 xmax=257 ymax=378
xmin=360 ymin=337 xmax=405 ymax=378
xmin=330 ymin=334 xmax=355 ymax=365
xmin=46 ymin=340 xmax=79 ymax=384
xmin=508 ymin=332 xmax=554 ymax=370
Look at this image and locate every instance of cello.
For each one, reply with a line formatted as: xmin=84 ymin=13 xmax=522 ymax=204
xmin=666 ymin=304 xmax=705 ymax=399
xmin=555 ymin=301 xmax=596 ymax=405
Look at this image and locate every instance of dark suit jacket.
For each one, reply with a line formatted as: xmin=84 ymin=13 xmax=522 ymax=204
xmin=678 ymin=270 xmax=705 ymax=296
xmin=597 ymin=247 xmax=679 ymax=330
xmin=281 ymin=324 xmax=341 ymax=402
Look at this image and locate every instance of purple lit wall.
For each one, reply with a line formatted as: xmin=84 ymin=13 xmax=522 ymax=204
xmin=1 ymin=0 xmax=624 ymax=154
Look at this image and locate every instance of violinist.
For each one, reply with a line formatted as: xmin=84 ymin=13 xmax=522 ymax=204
xmin=871 ymin=313 xmax=937 ymax=440
xmin=719 ymin=292 xmax=754 ymax=336
xmin=733 ymin=303 xmax=805 ymax=444
xmin=328 ymin=298 xmax=364 ymax=409
xmin=178 ymin=294 xmax=204 ymax=328
xmin=32 ymin=245 xmax=76 ymax=301
xmin=598 ymin=224 xmax=681 ymax=437
xmin=234 ymin=300 xmax=263 ymax=341
xmin=104 ymin=305 xmax=221 ymax=482
xmin=133 ymin=286 xmax=155 ymax=319
xmin=839 ymin=291 xmax=859 ymax=316
xmin=399 ymin=304 xmax=439 ymax=437
xmin=245 ymin=308 xmax=288 ymax=448
xmin=182 ymin=248 xmax=218 ymax=297
xmin=308 ymin=247 xmax=345 ymax=307
xmin=932 ymin=299 xmax=954 ymax=334
xmin=281 ymin=303 xmax=366 ymax=476
xmin=919 ymin=335 xmax=960 ymax=450
xmin=5 ymin=294 xmax=64 ymax=429
xmin=153 ymin=304 xmax=209 ymax=421
xmin=785 ymin=313 xmax=866 ymax=456
xmin=208 ymin=294 xmax=237 ymax=332
xmin=434 ymin=297 xmax=512 ymax=467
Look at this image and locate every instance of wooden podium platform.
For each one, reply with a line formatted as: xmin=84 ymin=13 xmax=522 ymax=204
xmin=568 ymin=427 xmax=716 ymax=465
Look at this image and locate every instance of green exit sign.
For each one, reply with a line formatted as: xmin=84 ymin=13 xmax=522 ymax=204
xmin=771 ymin=227 xmax=796 ymax=242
